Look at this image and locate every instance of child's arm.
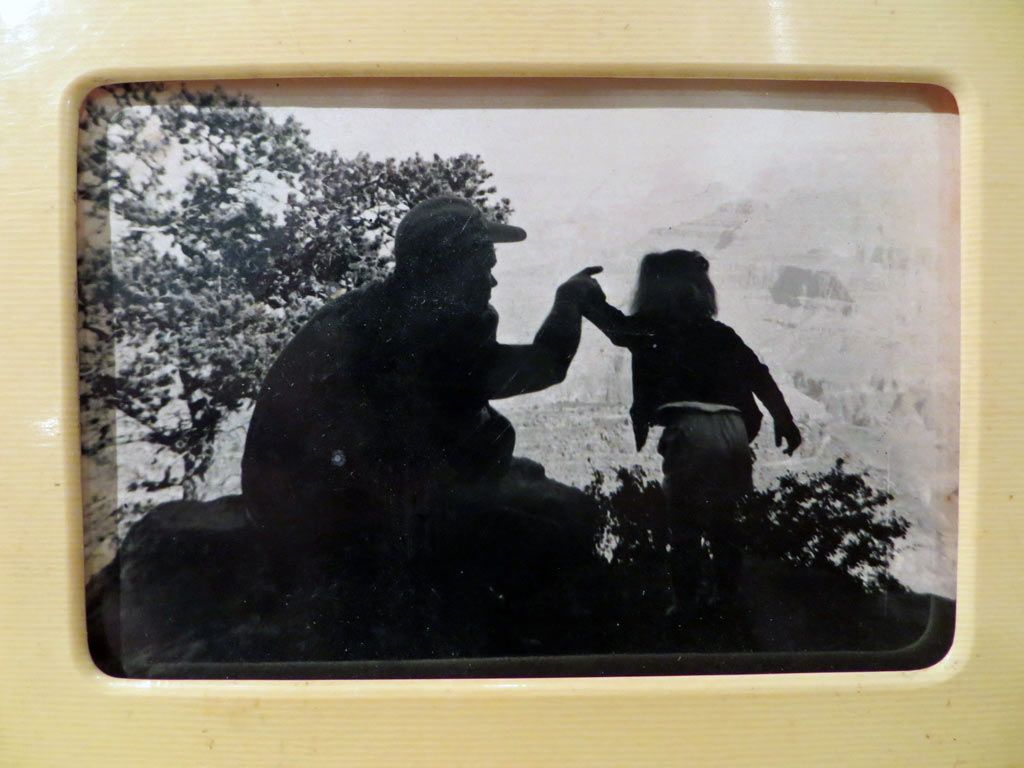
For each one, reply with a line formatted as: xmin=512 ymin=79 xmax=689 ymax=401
xmin=582 ymin=300 xmax=645 ymax=348
xmin=729 ymin=331 xmax=802 ymax=455
xmin=582 ymin=301 xmax=654 ymax=450
xmin=757 ymin=377 xmax=802 ymax=455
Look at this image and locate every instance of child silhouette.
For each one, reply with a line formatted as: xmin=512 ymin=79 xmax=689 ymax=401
xmin=584 ymin=249 xmax=801 ymax=611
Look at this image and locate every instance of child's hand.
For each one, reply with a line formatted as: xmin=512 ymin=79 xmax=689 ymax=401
xmin=774 ymin=419 xmax=802 ymax=456
xmin=556 ymin=266 xmax=605 ymax=308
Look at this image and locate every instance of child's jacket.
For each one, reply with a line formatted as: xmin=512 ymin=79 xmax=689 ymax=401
xmin=585 ymin=302 xmax=794 ymax=450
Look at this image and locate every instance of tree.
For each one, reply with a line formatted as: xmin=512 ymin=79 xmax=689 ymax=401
xmin=78 ymin=82 xmax=512 ymax=501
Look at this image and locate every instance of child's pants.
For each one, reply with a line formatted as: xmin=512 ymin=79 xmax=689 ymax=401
xmin=656 ymin=403 xmax=753 ymax=605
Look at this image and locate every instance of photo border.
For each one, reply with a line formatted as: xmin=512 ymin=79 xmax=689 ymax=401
xmin=0 ymin=1 xmax=1017 ymax=765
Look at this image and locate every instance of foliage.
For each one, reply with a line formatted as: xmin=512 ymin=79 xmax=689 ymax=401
xmin=585 ymin=466 xmax=666 ymax=570
xmin=736 ymin=459 xmax=910 ymax=593
xmin=589 ymin=459 xmax=910 ymax=594
xmin=78 ymin=82 xmax=511 ymax=499
xmin=583 ymin=466 xmax=676 ymax=639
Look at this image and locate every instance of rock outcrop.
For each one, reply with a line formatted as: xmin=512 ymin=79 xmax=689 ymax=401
xmin=87 ymin=473 xmax=953 ymax=678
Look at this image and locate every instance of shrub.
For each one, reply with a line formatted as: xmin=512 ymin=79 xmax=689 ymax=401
xmin=589 ymin=459 xmax=910 ymax=594
xmin=736 ymin=459 xmax=910 ymax=593
xmin=585 ymin=466 xmax=666 ymax=570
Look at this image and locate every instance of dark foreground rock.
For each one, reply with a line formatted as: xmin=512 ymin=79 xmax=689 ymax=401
xmin=87 ymin=482 xmax=954 ymax=678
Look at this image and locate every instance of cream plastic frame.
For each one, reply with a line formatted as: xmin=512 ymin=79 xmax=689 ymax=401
xmin=0 ymin=0 xmax=1019 ymax=765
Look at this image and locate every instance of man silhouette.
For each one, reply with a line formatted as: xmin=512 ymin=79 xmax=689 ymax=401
xmin=241 ymin=196 xmax=605 ymax=559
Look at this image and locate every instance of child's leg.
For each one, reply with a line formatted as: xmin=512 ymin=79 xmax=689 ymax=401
xmin=704 ymin=419 xmax=753 ymax=602
xmin=659 ymin=409 xmax=753 ymax=609
xmin=658 ymin=416 xmax=710 ymax=613
xmin=666 ymin=517 xmax=703 ymax=614
xmin=706 ymin=516 xmax=743 ymax=602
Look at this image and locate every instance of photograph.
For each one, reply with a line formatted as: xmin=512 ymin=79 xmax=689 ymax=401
xmin=78 ymin=79 xmax=960 ymax=677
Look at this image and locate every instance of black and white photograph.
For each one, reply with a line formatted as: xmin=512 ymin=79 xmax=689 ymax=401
xmin=79 ymin=80 xmax=959 ymax=677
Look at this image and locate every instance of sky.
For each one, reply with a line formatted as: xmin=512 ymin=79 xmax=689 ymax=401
xmin=241 ymin=79 xmax=959 ymax=336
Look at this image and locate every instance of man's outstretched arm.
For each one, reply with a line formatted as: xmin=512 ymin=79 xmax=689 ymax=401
xmin=486 ymin=267 xmax=604 ymax=399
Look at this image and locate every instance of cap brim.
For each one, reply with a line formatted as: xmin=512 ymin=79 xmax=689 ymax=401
xmin=485 ymin=220 xmax=527 ymax=243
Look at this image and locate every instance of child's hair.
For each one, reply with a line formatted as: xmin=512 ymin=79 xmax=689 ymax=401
xmin=630 ymin=249 xmax=717 ymax=322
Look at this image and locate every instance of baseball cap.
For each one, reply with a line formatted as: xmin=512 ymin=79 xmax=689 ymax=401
xmin=394 ymin=197 xmax=526 ymax=272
